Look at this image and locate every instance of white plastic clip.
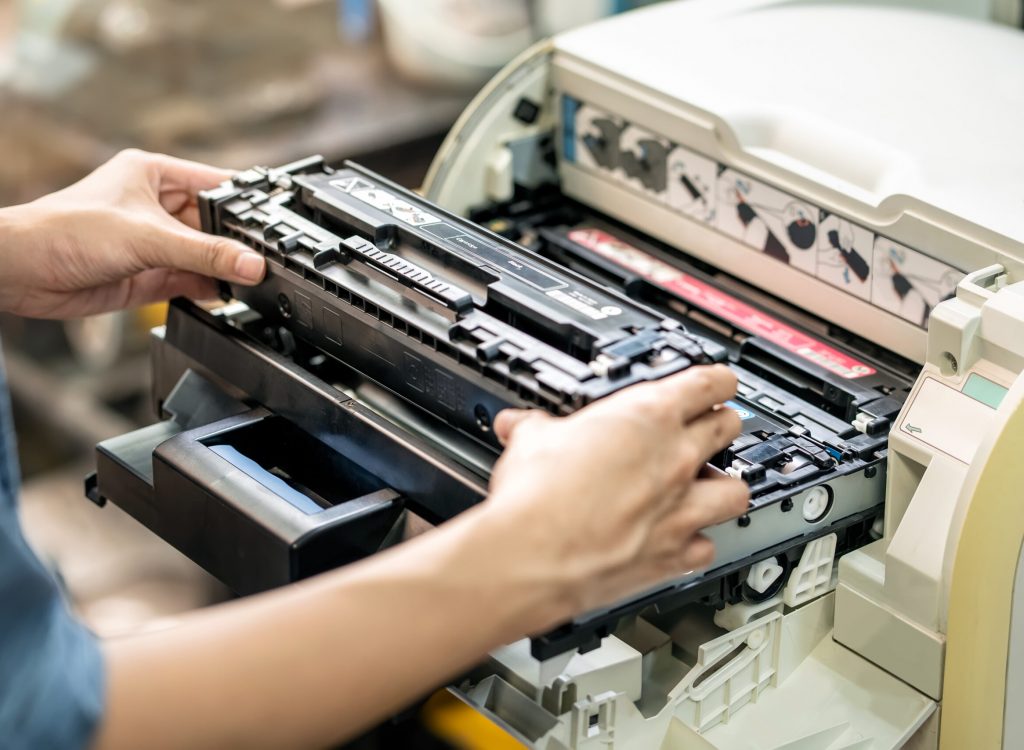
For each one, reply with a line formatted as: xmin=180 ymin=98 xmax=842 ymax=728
xmin=725 ymin=460 xmax=745 ymax=479
xmin=783 ymin=533 xmax=838 ymax=607
xmin=852 ymin=411 xmax=873 ymax=434
xmin=746 ymin=558 xmax=784 ymax=595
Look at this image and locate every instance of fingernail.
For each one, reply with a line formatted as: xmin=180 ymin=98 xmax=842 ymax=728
xmin=234 ymin=251 xmax=266 ymax=283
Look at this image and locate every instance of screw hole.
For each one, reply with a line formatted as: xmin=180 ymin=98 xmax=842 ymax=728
xmin=941 ymin=351 xmax=958 ymax=376
xmin=277 ymin=293 xmax=292 ymax=319
xmin=474 ymin=404 xmax=491 ymax=433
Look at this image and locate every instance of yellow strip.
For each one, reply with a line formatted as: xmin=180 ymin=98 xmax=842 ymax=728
xmin=136 ymin=302 xmax=168 ymax=330
xmin=941 ymin=397 xmax=1024 ymax=748
xmin=420 ymin=689 xmax=526 ymax=749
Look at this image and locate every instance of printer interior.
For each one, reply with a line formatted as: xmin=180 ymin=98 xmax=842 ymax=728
xmin=87 ymin=2 xmax=1024 ymax=746
xmin=93 ymin=153 xmax=910 ymax=660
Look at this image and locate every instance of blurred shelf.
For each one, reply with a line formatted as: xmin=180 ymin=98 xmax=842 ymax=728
xmin=179 ymin=46 xmax=470 ymax=171
xmin=3 ymin=346 xmax=147 ymax=455
xmin=0 ymin=42 xmax=470 ymax=205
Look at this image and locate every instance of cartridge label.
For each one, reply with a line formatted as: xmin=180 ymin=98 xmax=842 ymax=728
xmin=334 ymin=175 xmax=570 ymax=294
xmin=568 ymin=228 xmax=877 ymax=379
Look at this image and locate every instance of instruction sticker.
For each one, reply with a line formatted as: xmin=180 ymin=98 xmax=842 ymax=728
xmin=666 ymin=144 xmax=718 ymax=224
xmin=616 ymin=124 xmax=673 ymax=197
xmin=567 ymin=228 xmax=877 ymax=379
xmin=561 ymin=95 xmax=966 ymax=329
xmin=715 ymin=169 xmax=818 ymax=275
xmin=871 ymin=237 xmax=961 ymax=327
xmin=574 ymin=103 xmax=625 ymax=173
xmin=332 ymin=178 xmax=442 ymax=227
xmin=816 ymin=213 xmax=874 ymax=301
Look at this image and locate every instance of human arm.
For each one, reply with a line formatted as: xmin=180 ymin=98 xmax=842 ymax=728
xmin=94 ymin=365 xmax=747 ymax=750
xmin=0 ymin=148 xmax=265 ymax=749
xmin=0 ymin=149 xmax=266 ymax=319
xmin=0 ymin=150 xmax=746 ymax=747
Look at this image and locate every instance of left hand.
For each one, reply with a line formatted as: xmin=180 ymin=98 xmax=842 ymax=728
xmin=0 ymin=149 xmax=266 ymax=319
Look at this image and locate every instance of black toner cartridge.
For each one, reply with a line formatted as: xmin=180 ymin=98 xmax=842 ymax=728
xmin=200 ymin=157 xmax=721 ymax=449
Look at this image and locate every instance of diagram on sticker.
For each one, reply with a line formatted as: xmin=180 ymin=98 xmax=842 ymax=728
xmin=666 ymin=144 xmax=717 ymax=223
xmin=331 ymin=176 xmax=376 ymax=194
xmin=575 ymin=103 xmax=673 ymax=201
xmin=816 ymin=213 xmax=873 ymax=300
xmin=617 ymin=124 xmax=672 ymax=196
xmin=350 ymin=186 xmax=441 ymax=227
xmin=871 ymin=238 xmax=962 ymax=326
xmin=574 ymin=103 xmax=626 ymax=173
xmin=715 ymin=169 xmax=818 ymax=274
xmin=352 ymin=186 xmax=396 ymax=212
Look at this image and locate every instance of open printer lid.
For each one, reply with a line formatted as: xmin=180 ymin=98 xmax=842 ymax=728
xmin=556 ymin=0 xmax=1024 ymax=244
xmin=549 ymin=0 xmax=1024 ymax=361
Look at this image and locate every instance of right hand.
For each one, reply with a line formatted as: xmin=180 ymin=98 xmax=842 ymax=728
xmin=482 ymin=364 xmax=749 ymax=628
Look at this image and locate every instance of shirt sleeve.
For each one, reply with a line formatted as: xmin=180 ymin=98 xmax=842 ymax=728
xmin=0 ymin=514 xmax=106 ymax=750
xmin=0 ymin=349 xmax=105 ymax=749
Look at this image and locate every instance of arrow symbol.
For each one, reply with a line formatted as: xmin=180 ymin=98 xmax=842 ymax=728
xmin=906 ymin=424 xmax=922 ymax=434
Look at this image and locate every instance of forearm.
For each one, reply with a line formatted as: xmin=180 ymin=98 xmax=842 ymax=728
xmin=94 ymin=503 xmax=568 ymax=750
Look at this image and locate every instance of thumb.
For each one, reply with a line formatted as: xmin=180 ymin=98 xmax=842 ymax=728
xmin=494 ymin=408 xmax=544 ymax=446
xmin=135 ymin=222 xmax=266 ymax=285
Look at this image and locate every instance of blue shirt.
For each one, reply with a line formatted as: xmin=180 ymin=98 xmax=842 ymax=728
xmin=0 ymin=346 xmax=105 ymax=748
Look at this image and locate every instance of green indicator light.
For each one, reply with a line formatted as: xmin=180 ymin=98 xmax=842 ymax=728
xmin=963 ymin=373 xmax=1007 ymax=410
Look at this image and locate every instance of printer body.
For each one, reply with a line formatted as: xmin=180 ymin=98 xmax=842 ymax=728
xmin=91 ymin=1 xmax=1024 ymax=748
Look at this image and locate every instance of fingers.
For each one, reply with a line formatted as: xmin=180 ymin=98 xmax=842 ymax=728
xmin=107 ymin=149 xmax=232 ymax=230
xmin=134 ymin=222 xmax=266 ymax=286
xmin=112 ymin=149 xmax=233 ymax=195
xmin=38 ymin=270 xmax=221 ymax=318
xmin=151 ymin=152 xmax=233 ymax=231
xmin=152 ymin=153 xmax=234 ymax=193
xmin=671 ymin=534 xmax=717 ymax=573
xmin=654 ymin=406 xmax=742 ymax=494
xmin=494 ymin=408 xmax=547 ymax=446
xmin=652 ymin=364 xmax=738 ymax=423
xmin=683 ymin=407 xmax=743 ymax=465
xmin=126 ymin=269 xmax=221 ymax=305
xmin=685 ymin=476 xmax=749 ymax=525
xmin=638 ymin=535 xmax=718 ymax=590
xmin=652 ymin=477 xmax=749 ymax=551
xmin=573 ymin=532 xmax=719 ymax=615
xmin=174 ymin=204 xmax=203 ymax=232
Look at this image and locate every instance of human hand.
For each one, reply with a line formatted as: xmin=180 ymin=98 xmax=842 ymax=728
xmin=479 ymin=364 xmax=749 ymax=628
xmin=0 ymin=149 xmax=265 ymax=319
